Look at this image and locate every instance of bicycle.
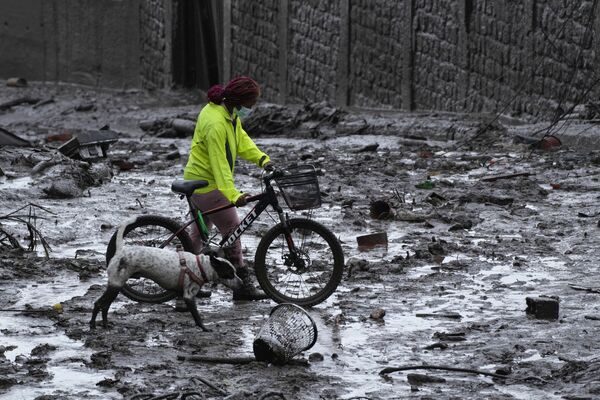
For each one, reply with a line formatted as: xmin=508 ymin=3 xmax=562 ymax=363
xmin=105 ymin=165 xmax=345 ymax=307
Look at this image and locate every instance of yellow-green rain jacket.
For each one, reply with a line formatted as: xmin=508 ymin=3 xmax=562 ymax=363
xmin=183 ymin=102 xmax=270 ymax=204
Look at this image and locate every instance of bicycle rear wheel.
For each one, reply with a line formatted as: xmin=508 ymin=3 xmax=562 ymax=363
xmin=254 ymin=218 xmax=344 ymax=307
xmin=105 ymin=215 xmax=194 ymax=303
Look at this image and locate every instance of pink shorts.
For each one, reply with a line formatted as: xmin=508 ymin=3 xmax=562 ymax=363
xmin=189 ymin=189 xmax=243 ymax=268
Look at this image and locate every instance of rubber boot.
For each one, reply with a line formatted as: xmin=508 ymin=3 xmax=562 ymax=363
xmin=232 ymin=268 xmax=269 ymax=301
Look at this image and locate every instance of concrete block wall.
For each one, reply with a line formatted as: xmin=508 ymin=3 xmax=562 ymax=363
xmin=0 ymin=0 xmax=141 ymax=88
xmin=465 ymin=0 xmax=532 ymax=114
xmin=413 ymin=0 xmax=463 ymax=111
xmin=287 ymin=0 xmax=341 ymax=103
xmin=531 ymin=0 xmax=598 ymax=117
xmin=230 ymin=0 xmax=281 ymax=100
xmin=228 ymin=0 xmax=600 ymax=117
xmin=349 ymin=0 xmax=406 ymax=109
xmin=140 ymin=0 xmax=172 ymax=89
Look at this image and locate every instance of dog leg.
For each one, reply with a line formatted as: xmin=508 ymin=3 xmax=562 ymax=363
xmin=90 ymin=286 xmax=120 ymax=329
xmin=184 ymin=298 xmax=210 ymax=332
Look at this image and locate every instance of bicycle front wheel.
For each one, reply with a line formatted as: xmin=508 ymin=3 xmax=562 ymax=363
xmin=106 ymin=215 xmax=194 ymax=304
xmin=254 ymin=218 xmax=344 ymax=307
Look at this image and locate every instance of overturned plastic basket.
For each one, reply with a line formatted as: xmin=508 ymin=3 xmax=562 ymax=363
xmin=253 ymin=303 xmax=318 ymax=365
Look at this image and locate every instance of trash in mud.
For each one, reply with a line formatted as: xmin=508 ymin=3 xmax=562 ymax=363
xmin=58 ymin=129 xmax=118 ymax=161
xmin=356 ymin=232 xmax=388 ymax=251
xmin=370 ymin=308 xmax=386 ymax=320
xmin=526 ymin=295 xmax=560 ymax=320
xmin=0 ymin=96 xmax=39 ymax=111
xmin=6 ymin=77 xmax=27 ymax=87
xmin=0 ymin=127 xmax=30 ymax=146
xmin=253 ymin=303 xmax=318 ymax=365
xmin=369 ymin=199 xmax=394 ymax=219
xmin=415 ymin=179 xmax=435 ymax=189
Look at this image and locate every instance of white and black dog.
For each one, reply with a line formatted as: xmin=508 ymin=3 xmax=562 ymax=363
xmin=90 ymin=217 xmax=243 ymax=331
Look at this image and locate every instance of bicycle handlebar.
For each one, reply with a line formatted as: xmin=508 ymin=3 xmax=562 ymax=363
xmin=263 ymin=167 xmax=287 ymax=182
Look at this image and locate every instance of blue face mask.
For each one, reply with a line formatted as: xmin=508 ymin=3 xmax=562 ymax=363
xmin=235 ymin=106 xmax=253 ymax=120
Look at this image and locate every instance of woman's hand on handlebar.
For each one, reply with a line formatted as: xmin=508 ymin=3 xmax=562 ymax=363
xmin=235 ymin=193 xmax=251 ymax=207
xmin=263 ymin=161 xmax=275 ymax=172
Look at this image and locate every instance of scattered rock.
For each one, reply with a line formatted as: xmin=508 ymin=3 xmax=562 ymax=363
xmin=370 ymin=308 xmax=386 ymax=320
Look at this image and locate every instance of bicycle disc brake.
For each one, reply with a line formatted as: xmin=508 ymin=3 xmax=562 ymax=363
xmin=282 ymin=249 xmax=311 ymax=274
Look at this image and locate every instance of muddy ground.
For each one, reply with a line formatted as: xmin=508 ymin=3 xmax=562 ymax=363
xmin=2 ymin=82 xmax=600 ymax=400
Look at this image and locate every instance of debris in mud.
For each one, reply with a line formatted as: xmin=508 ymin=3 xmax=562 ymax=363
xmin=253 ymin=304 xmax=317 ymax=365
xmin=139 ymin=116 xmax=197 ymax=138
xmin=356 ymin=232 xmax=388 ymax=251
xmin=415 ymin=311 xmax=462 ymax=320
xmin=30 ymin=343 xmax=57 ymax=357
xmin=58 ymin=129 xmax=119 ymax=161
xmin=370 ymin=308 xmax=386 ymax=320
xmin=0 ymin=126 xmax=30 ymax=146
xmin=369 ymin=199 xmax=394 ymax=219
xmin=407 ymin=373 xmax=447 ymax=385
xmin=357 ymin=143 xmax=379 ymax=153
xmin=34 ymin=154 xmax=113 ymax=198
xmin=243 ymin=101 xmax=348 ymax=137
xmin=6 ymin=77 xmax=27 ymax=87
xmin=481 ymin=171 xmax=533 ymax=182
xmin=0 ymin=203 xmax=53 ymax=256
xmin=0 ymin=96 xmax=39 ymax=111
xmin=526 ymin=295 xmax=559 ymax=320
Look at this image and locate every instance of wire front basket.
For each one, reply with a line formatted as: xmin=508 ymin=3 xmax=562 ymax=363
xmin=275 ymin=165 xmax=321 ymax=211
xmin=253 ymin=303 xmax=318 ymax=365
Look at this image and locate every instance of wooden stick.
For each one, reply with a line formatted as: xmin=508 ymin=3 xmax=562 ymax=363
xmin=481 ymin=172 xmax=532 ymax=182
xmin=178 ymin=355 xmax=309 ymax=366
xmin=178 ymin=355 xmax=255 ymax=364
xmin=379 ymin=364 xmax=507 ymax=379
xmin=191 ymin=376 xmax=228 ymax=395
xmin=569 ymin=284 xmax=600 ymax=294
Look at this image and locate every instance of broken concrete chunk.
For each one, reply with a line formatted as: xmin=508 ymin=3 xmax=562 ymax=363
xmin=525 ymin=296 xmax=559 ymax=320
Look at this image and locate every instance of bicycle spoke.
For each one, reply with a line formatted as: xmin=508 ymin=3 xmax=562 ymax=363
xmin=256 ymin=218 xmax=343 ymax=306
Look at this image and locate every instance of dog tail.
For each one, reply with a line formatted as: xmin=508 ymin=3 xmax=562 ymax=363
xmin=115 ymin=216 xmax=138 ymax=254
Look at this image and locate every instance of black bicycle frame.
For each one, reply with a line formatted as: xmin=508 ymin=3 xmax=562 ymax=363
xmin=173 ymin=177 xmax=291 ymax=252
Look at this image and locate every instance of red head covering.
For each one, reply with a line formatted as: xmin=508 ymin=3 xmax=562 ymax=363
xmin=206 ymin=76 xmax=260 ymax=106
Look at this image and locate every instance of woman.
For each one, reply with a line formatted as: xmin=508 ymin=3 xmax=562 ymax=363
xmin=183 ymin=76 xmax=272 ymax=301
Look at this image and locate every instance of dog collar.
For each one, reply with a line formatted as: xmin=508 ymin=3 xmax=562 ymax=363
xmin=195 ymin=255 xmax=209 ymax=282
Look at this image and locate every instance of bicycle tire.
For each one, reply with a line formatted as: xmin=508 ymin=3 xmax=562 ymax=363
xmin=254 ymin=218 xmax=344 ymax=307
xmin=105 ymin=215 xmax=194 ymax=304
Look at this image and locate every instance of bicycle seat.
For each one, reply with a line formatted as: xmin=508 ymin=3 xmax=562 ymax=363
xmin=171 ymin=180 xmax=209 ymax=197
